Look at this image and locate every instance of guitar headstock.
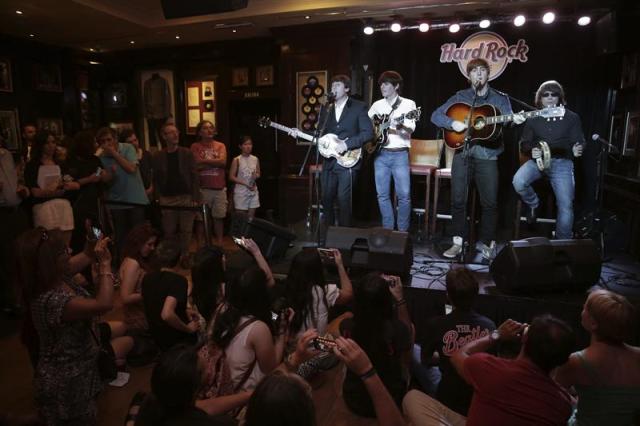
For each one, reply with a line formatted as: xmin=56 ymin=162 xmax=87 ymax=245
xmin=539 ymin=106 xmax=565 ymax=119
xmin=257 ymin=116 xmax=272 ymax=128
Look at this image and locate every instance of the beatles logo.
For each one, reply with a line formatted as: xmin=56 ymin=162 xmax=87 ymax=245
xmin=440 ymin=31 xmax=529 ymax=81
xmin=442 ymin=325 xmax=490 ymax=356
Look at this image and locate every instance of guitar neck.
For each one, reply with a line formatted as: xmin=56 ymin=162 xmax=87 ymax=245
xmin=486 ymin=109 xmax=544 ymax=125
xmin=269 ymin=122 xmax=314 ymax=143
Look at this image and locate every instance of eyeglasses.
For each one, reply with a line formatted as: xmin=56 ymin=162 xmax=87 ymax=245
xmin=542 ymin=91 xmax=560 ymax=97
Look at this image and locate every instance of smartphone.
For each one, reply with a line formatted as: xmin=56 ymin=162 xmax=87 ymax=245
xmin=271 ymin=311 xmax=280 ymax=322
xmin=95 ymin=167 xmax=103 ymax=177
xmin=91 ymin=226 xmax=103 ymax=240
xmin=233 ymin=237 xmax=247 ymax=248
xmin=312 ymin=336 xmax=337 ymax=352
xmin=317 ymin=248 xmax=335 ymax=258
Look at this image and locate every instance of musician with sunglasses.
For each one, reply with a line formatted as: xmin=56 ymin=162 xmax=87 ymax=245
xmin=431 ymin=58 xmax=526 ymax=260
xmin=512 ymin=80 xmax=584 ymax=240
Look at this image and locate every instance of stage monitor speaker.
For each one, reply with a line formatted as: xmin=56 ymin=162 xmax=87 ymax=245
xmin=160 ymin=0 xmax=248 ymax=19
xmin=241 ymin=217 xmax=296 ymax=261
xmin=490 ymin=237 xmax=601 ymax=294
xmin=325 ymin=227 xmax=413 ymax=281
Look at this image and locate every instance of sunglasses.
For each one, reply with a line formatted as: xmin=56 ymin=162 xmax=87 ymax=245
xmin=542 ymin=91 xmax=560 ymax=97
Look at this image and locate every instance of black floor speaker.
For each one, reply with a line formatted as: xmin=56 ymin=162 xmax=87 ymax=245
xmin=237 ymin=217 xmax=296 ymax=260
xmin=490 ymin=237 xmax=601 ymax=294
xmin=325 ymin=227 xmax=413 ymax=281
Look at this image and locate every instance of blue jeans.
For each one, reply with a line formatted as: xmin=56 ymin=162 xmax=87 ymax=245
xmin=374 ymin=150 xmax=411 ymax=231
xmin=512 ymin=158 xmax=575 ymax=239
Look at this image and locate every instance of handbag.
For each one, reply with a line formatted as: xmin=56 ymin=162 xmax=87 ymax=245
xmin=89 ymin=323 xmax=118 ymax=381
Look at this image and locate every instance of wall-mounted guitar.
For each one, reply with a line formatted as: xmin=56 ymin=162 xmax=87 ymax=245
xmin=365 ymin=108 xmax=422 ymax=154
xmin=258 ymin=117 xmax=361 ymax=168
xmin=443 ymin=104 xmax=565 ymax=149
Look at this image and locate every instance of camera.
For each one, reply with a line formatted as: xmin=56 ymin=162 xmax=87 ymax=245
xmin=312 ymin=336 xmax=337 ymax=352
xmin=270 ymin=297 xmax=289 ymax=325
xmin=233 ymin=237 xmax=247 ymax=249
xmin=317 ymin=248 xmax=335 ymax=263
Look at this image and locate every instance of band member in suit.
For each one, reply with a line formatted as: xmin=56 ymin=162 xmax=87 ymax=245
xmin=368 ymin=71 xmax=417 ymax=232
xmin=431 ymin=58 xmax=525 ymax=260
xmin=292 ymin=74 xmax=373 ymax=228
xmin=512 ymin=80 xmax=584 ymax=239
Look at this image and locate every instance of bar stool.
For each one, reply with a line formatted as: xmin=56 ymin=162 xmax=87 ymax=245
xmin=513 ymin=181 xmax=557 ymax=239
xmin=409 ymin=139 xmax=444 ymax=238
xmin=306 ymin=164 xmax=322 ymax=230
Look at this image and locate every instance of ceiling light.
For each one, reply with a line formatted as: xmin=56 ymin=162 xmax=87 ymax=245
xmin=577 ymin=16 xmax=591 ymax=26
xmin=16 ymin=10 xmax=23 ymax=15
xmin=390 ymin=22 xmax=402 ymax=32
xmin=514 ymin=15 xmax=526 ymax=27
xmin=449 ymin=23 xmax=460 ymax=33
xmin=29 ymin=34 xmax=35 ymax=37
xmin=89 ymin=61 xmax=101 ymax=65
xmin=304 ymin=15 xmax=310 ymax=19
xmin=542 ymin=12 xmax=555 ymax=24
xmin=479 ymin=19 xmax=491 ymax=28
xmin=419 ymin=23 xmax=429 ymax=32
xmin=232 ymin=29 xmax=237 ymax=33
xmin=129 ymin=40 xmax=135 ymax=44
xmin=175 ymin=35 xmax=180 ymax=39
xmin=363 ymin=25 xmax=374 ymax=35
xmin=89 ymin=48 xmax=95 ymax=52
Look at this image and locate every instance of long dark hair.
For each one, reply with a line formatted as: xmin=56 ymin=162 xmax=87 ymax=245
xmin=191 ymin=245 xmax=225 ymax=322
xmin=285 ymin=248 xmax=329 ymax=334
xmin=351 ymin=272 xmax=395 ymax=363
xmin=121 ymin=222 xmax=158 ymax=271
xmin=136 ymin=344 xmax=201 ymax=425
xmin=28 ymin=130 xmax=56 ymax=166
xmin=210 ymin=266 xmax=272 ymax=348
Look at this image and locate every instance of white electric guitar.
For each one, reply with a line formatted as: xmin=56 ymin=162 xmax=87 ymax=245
xmin=258 ymin=117 xmax=361 ymax=168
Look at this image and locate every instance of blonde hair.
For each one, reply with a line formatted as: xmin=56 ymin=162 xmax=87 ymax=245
xmin=586 ymin=289 xmax=636 ymax=343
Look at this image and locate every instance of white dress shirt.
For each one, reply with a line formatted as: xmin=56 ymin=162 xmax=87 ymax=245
xmin=368 ymin=96 xmax=417 ymax=149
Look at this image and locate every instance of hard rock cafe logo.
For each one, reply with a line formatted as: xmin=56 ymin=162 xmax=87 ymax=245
xmin=439 ymin=31 xmax=529 ymax=81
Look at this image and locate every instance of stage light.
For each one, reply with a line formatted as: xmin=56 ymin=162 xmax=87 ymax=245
xmin=29 ymin=34 xmax=35 ymax=38
xmin=514 ymin=15 xmax=526 ymax=27
xmin=232 ymin=29 xmax=237 ymax=33
xmin=542 ymin=12 xmax=555 ymax=24
xmin=175 ymin=35 xmax=180 ymax=39
xmin=363 ymin=25 xmax=374 ymax=35
xmin=419 ymin=23 xmax=429 ymax=32
xmin=577 ymin=16 xmax=591 ymax=26
xmin=129 ymin=40 xmax=135 ymax=44
xmin=390 ymin=22 xmax=402 ymax=32
xmin=304 ymin=15 xmax=310 ymax=19
xmin=479 ymin=19 xmax=491 ymax=28
xmin=16 ymin=10 xmax=23 ymax=15
xmin=449 ymin=23 xmax=460 ymax=33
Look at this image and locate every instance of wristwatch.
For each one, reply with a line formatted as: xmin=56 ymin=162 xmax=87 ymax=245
xmin=489 ymin=329 xmax=501 ymax=343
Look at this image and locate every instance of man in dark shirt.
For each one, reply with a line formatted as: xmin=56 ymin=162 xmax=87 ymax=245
xmin=418 ymin=268 xmax=495 ymax=416
xmin=142 ymin=240 xmax=199 ymax=350
xmin=512 ymin=80 xmax=584 ymax=239
xmin=152 ymin=124 xmax=199 ymax=266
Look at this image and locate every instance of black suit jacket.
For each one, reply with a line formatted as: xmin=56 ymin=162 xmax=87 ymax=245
xmin=319 ymin=97 xmax=374 ymax=171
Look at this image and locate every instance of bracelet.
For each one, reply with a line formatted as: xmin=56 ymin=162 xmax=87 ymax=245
xmin=359 ymin=366 xmax=377 ymax=381
xmin=395 ymin=299 xmax=407 ymax=306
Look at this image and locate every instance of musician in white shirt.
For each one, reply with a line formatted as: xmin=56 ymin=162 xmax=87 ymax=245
xmin=368 ymin=71 xmax=417 ymax=232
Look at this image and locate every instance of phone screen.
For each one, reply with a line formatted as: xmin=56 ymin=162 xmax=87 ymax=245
xmin=91 ymin=226 xmax=103 ymax=240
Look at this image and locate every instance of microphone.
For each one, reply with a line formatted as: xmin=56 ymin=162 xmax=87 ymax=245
xmin=325 ymin=93 xmax=336 ymax=103
xmin=592 ymin=134 xmax=607 ymax=143
xmin=592 ymin=134 xmax=619 ymax=154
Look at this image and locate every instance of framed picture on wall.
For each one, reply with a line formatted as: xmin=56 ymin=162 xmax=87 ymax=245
xmin=0 ymin=110 xmax=20 ymax=151
xmin=623 ymin=111 xmax=640 ymax=157
xmin=609 ymin=113 xmax=625 ymax=154
xmin=34 ymin=63 xmax=62 ymax=92
xmin=139 ymin=69 xmax=176 ymax=150
xmin=295 ymin=70 xmax=328 ymax=145
xmin=255 ymin=65 xmax=274 ymax=86
xmin=37 ymin=118 xmax=63 ymax=138
xmin=232 ymin=67 xmax=249 ymax=87
xmin=0 ymin=58 xmax=12 ymax=92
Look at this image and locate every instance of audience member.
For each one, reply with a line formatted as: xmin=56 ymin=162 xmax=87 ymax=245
xmin=229 ymin=135 xmax=260 ymax=220
xmin=97 ymin=127 xmax=149 ymax=258
xmin=416 ymin=268 xmax=496 ymax=415
xmin=17 ymin=229 xmax=133 ymax=425
xmin=21 ymin=123 xmax=37 ymax=163
xmin=121 ymin=128 xmax=153 ymax=197
xmin=191 ymin=120 xmax=227 ymax=247
xmin=190 ymin=245 xmax=226 ymax=323
xmin=403 ymin=315 xmax=574 ymax=426
xmin=24 ymin=130 xmax=79 ymax=244
xmin=66 ymin=130 xmax=107 ymax=253
xmin=153 ymin=123 xmax=199 ymax=267
xmin=142 ymin=240 xmax=199 ymax=351
xmin=555 ymin=289 xmax=640 ymax=425
xmin=340 ymin=272 xmax=414 ymax=418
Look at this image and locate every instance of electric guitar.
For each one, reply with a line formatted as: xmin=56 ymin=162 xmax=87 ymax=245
xmin=365 ymin=108 xmax=422 ymax=154
xmin=443 ymin=103 xmax=565 ymax=149
xmin=258 ymin=117 xmax=361 ymax=168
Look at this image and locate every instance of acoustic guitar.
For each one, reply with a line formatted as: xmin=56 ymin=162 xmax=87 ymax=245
xmin=443 ymin=103 xmax=565 ymax=149
xmin=258 ymin=117 xmax=361 ymax=168
xmin=365 ymin=108 xmax=422 ymax=154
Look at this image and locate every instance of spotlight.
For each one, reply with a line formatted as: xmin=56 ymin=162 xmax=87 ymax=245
xmin=129 ymin=40 xmax=135 ymax=44
xmin=577 ymin=16 xmax=591 ymax=26
xmin=419 ymin=23 xmax=429 ymax=32
xmin=542 ymin=12 xmax=555 ymax=24
xmin=514 ymin=15 xmax=526 ymax=27
xmin=363 ymin=25 xmax=374 ymax=35
xmin=175 ymin=35 xmax=181 ymax=39
xmin=29 ymin=34 xmax=35 ymax=38
xmin=449 ymin=23 xmax=460 ymax=33
xmin=390 ymin=22 xmax=402 ymax=32
xmin=304 ymin=15 xmax=310 ymax=19
xmin=16 ymin=10 xmax=23 ymax=15
xmin=479 ymin=19 xmax=491 ymax=28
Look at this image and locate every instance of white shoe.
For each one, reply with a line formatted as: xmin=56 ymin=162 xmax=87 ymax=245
xmin=443 ymin=236 xmax=463 ymax=258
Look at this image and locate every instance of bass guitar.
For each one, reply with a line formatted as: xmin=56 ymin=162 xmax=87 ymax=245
xmin=443 ymin=103 xmax=565 ymax=149
xmin=258 ymin=117 xmax=361 ymax=168
xmin=365 ymin=108 xmax=422 ymax=154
